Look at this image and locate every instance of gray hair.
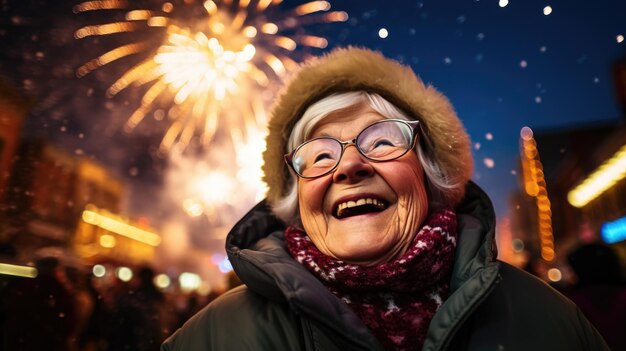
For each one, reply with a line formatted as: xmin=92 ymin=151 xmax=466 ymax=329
xmin=272 ymin=91 xmax=455 ymax=224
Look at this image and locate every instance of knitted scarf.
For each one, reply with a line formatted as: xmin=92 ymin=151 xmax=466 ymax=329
xmin=285 ymin=209 xmax=457 ymax=351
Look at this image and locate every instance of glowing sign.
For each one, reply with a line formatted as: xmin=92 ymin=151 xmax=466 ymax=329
xmin=82 ymin=208 xmax=161 ymax=246
xmin=0 ymin=263 xmax=38 ymax=278
xmin=601 ymin=216 xmax=626 ymax=244
xmin=568 ymin=144 xmax=626 ymax=208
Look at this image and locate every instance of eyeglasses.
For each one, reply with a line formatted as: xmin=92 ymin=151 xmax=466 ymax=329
xmin=284 ymin=119 xmax=421 ymax=179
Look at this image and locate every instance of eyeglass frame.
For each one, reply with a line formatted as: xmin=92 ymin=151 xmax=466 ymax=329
xmin=284 ymin=118 xmax=422 ymax=179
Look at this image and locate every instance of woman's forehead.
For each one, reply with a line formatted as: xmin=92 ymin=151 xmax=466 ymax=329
xmin=309 ymin=105 xmax=385 ymax=138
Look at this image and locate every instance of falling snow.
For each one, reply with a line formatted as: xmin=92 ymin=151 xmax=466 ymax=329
xmin=543 ymin=6 xmax=553 ymax=16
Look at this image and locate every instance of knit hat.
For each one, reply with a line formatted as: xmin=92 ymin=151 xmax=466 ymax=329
xmin=262 ymin=47 xmax=473 ymax=208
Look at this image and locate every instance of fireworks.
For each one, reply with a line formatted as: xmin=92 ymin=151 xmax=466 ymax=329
xmin=74 ymin=0 xmax=348 ymax=152
xmin=74 ymin=0 xmax=347 ymax=223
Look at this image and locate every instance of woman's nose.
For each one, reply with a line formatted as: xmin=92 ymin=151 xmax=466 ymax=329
xmin=332 ymin=146 xmax=375 ymax=183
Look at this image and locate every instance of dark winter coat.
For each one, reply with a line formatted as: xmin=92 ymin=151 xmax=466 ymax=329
xmin=162 ymin=182 xmax=609 ymax=351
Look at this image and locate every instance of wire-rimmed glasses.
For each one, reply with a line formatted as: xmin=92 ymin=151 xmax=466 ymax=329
xmin=284 ymin=119 xmax=420 ymax=179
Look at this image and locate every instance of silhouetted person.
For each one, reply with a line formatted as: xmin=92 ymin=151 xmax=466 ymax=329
xmin=78 ymin=277 xmax=111 ymax=351
xmin=2 ymin=257 xmax=76 ymax=351
xmin=107 ymin=266 xmax=171 ymax=351
xmin=567 ymin=243 xmax=626 ymax=351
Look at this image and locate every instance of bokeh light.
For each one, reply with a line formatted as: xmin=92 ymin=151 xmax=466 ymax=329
xmin=547 ymin=268 xmax=562 ymax=282
xmin=154 ymin=273 xmax=172 ymax=289
xmin=116 ymin=266 xmax=133 ymax=282
xmin=179 ymin=272 xmax=201 ymax=292
xmin=543 ymin=6 xmax=552 ymax=16
xmin=92 ymin=264 xmax=106 ymax=278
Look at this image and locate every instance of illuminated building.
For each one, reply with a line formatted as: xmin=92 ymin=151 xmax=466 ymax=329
xmin=511 ymin=58 xmax=626 ymax=279
xmin=512 ymin=123 xmax=626 ymax=281
xmin=2 ymin=137 xmax=162 ymax=266
xmin=0 ymin=80 xmax=28 ymax=204
xmin=75 ymin=158 xmax=124 ymax=214
xmin=614 ymin=56 xmax=626 ymax=117
xmin=2 ymin=141 xmax=78 ymax=259
xmin=2 ymin=140 xmax=125 ymax=262
xmin=75 ymin=205 xmax=160 ymax=264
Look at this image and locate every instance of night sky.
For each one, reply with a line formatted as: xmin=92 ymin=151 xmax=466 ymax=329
xmin=2 ymin=0 xmax=626 ymax=245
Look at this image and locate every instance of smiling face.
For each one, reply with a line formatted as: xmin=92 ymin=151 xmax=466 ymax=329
xmin=297 ymin=104 xmax=429 ymax=266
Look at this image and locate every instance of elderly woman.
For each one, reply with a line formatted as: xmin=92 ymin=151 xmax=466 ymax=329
xmin=162 ymin=48 xmax=608 ymax=351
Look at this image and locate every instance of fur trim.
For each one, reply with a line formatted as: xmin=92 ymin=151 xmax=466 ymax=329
xmin=262 ymin=47 xmax=473 ymax=208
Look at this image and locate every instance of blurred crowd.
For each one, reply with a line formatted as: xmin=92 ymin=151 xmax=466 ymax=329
xmin=0 ymin=242 xmax=624 ymax=351
xmin=562 ymin=244 xmax=626 ymax=351
xmin=0 ymin=260 xmax=223 ymax=351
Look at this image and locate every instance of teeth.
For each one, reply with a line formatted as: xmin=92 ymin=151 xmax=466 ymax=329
xmin=336 ymin=198 xmax=386 ymax=218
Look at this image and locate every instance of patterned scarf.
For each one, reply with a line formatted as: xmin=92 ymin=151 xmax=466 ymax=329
xmin=285 ymin=209 xmax=457 ymax=351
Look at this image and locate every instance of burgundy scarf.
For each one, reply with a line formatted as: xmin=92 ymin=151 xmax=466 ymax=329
xmin=285 ymin=209 xmax=457 ymax=351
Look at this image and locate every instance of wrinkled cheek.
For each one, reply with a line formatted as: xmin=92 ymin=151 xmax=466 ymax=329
xmin=297 ymin=178 xmax=332 ymax=232
xmin=396 ymin=171 xmax=429 ymax=230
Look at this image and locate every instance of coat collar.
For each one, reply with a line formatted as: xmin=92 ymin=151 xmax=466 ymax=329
xmin=423 ymin=181 xmax=501 ymax=350
xmin=226 ymin=201 xmax=385 ymax=350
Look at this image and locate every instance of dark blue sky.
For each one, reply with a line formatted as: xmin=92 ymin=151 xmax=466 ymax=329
xmin=326 ymin=0 xmax=626 ymax=217
xmin=2 ymin=0 xmax=625 ymax=222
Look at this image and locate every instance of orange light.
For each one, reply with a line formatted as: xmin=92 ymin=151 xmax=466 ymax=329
xmin=519 ymin=127 xmax=555 ymax=262
xmin=82 ymin=207 xmax=161 ymax=246
xmin=547 ymin=268 xmax=562 ymax=282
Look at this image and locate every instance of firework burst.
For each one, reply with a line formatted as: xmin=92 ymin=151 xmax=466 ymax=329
xmin=74 ymin=0 xmax=347 ymax=152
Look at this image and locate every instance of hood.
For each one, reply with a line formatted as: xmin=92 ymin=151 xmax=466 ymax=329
xmin=451 ymin=181 xmax=499 ymax=290
xmin=262 ymin=47 xmax=473 ymax=210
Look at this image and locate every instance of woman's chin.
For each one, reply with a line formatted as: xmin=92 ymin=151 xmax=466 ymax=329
xmin=327 ymin=238 xmax=396 ymax=266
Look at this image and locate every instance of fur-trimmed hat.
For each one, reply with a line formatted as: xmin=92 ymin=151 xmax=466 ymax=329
xmin=262 ymin=47 xmax=473 ymax=207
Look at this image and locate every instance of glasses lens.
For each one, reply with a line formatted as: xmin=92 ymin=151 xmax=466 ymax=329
xmin=292 ymin=138 xmax=342 ymax=177
xmin=357 ymin=120 xmax=413 ymax=160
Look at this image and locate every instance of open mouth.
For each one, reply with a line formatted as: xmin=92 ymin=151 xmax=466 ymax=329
xmin=334 ymin=197 xmax=388 ymax=219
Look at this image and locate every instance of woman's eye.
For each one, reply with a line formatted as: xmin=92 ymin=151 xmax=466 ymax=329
xmin=313 ymin=153 xmax=332 ymax=163
xmin=374 ymin=139 xmax=395 ymax=148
